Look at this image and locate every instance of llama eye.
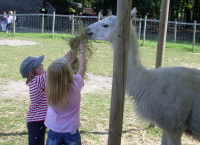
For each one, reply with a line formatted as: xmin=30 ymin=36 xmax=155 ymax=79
xmin=102 ymin=23 xmax=109 ymax=28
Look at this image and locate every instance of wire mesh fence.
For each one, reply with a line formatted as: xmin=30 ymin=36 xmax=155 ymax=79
xmin=1 ymin=12 xmax=200 ymax=48
xmin=132 ymin=18 xmax=200 ymax=46
xmin=12 ymin=13 xmax=101 ymax=34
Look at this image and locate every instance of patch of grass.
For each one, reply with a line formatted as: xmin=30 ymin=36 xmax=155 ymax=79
xmin=139 ymin=40 xmax=200 ymax=70
xmin=140 ymin=39 xmax=200 ymax=52
xmin=0 ymin=98 xmax=28 ymax=145
xmin=147 ymin=128 xmax=162 ymax=137
xmin=0 ymin=32 xmax=73 ymax=39
xmin=0 ymin=34 xmax=113 ymax=81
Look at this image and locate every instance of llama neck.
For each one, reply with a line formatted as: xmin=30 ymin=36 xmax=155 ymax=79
xmin=127 ymin=25 xmax=146 ymax=73
xmin=125 ymin=25 xmax=148 ymax=95
xmin=110 ymin=24 xmax=148 ymax=97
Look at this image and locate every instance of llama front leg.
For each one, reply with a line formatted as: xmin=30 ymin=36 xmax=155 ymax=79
xmin=161 ymin=131 xmax=168 ymax=145
xmin=161 ymin=131 xmax=181 ymax=145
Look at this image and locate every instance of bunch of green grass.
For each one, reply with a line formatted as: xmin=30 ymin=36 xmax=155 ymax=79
xmin=68 ymin=21 xmax=94 ymax=73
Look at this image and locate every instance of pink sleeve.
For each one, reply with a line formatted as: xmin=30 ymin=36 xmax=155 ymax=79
xmin=73 ymin=74 xmax=84 ymax=92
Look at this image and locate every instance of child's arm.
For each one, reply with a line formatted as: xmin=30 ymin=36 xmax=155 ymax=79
xmin=77 ymin=43 xmax=86 ymax=77
xmin=63 ymin=49 xmax=77 ymax=63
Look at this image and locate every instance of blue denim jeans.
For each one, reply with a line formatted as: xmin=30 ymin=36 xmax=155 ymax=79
xmin=27 ymin=121 xmax=46 ymax=145
xmin=46 ymin=129 xmax=82 ymax=145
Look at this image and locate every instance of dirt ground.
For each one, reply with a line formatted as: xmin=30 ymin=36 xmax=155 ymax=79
xmin=0 ymin=39 xmax=38 ymax=46
xmin=1 ymin=73 xmax=112 ymax=99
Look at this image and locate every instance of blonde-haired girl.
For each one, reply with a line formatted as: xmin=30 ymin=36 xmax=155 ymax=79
xmin=20 ymin=49 xmax=76 ymax=145
xmin=45 ymin=43 xmax=86 ymax=145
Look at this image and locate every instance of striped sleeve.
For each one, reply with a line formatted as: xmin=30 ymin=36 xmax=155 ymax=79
xmin=27 ymin=71 xmax=48 ymax=122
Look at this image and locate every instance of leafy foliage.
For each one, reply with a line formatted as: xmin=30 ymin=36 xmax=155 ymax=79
xmin=45 ymin=0 xmax=200 ymax=22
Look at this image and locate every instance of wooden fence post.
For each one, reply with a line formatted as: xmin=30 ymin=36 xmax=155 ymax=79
xmin=98 ymin=12 xmax=101 ymax=21
xmin=41 ymin=13 xmax=44 ymax=33
xmin=192 ymin=20 xmax=196 ymax=51
xmin=108 ymin=0 xmax=131 ymax=144
xmin=138 ymin=18 xmax=142 ymax=40
xmin=142 ymin=15 xmax=147 ymax=46
xmin=52 ymin=11 xmax=55 ymax=38
xmin=155 ymin=0 xmax=170 ymax=68
xmin=71 ymin=14 xmax=74 ymax=35
xmin=13 ymin=11 xmax=16 ymax=36
xmin=174 ymin=19 xmax=177 ymax=43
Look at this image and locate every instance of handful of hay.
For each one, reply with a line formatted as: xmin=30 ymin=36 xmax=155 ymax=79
xmin=68 ymin=21 xmax=94 ymax=73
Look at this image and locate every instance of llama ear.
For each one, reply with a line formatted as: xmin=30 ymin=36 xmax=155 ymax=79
xmin=131 ymin=7 xmax=137 ymax=20
xmin=131 ymin=7 xmax=137 ymax=18
xmin=108 ymin=15 xmax=117 ymax=23
xmin=108 ymin=15 xmax=116 ymax=20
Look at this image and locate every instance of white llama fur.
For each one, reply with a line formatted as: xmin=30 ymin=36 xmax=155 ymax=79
xmin=87 ymin=12 xmax=200 ymax=145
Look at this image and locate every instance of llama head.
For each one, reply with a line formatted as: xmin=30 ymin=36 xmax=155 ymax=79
xmin=87 ymin=15 xmax=117 ymax=42
xmin=87 ymin=7 xmax=137 ymax=42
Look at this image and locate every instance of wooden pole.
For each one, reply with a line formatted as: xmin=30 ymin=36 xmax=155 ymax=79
xmin=41 ymin=13 xmax=44 ymax=33
xmin=142 ymin=15 xmax=147 ymax=46
xmin=108 ymin=0 xmax=131 ymax=144
xmin=98 ymin=12 xmax=101 ymax=21
xmin=192 ymin=20 xmax=196 ymax=51
xmin=13 ymin=11 xmax=16 ymax=36
xmin=155 ymin=0 xmax=170 ymax=68
xmin=71 ymin=14 xmax=74 ymax=35
xmin=138 ymin=18 xmax=142 ymax=40
xmin=52 ymin=11 xmax=55 ymax=38
xmin=174 ymin=19 xmax=177 ymax=43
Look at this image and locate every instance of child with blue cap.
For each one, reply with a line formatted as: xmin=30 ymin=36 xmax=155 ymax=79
xmin=20 ymin=49 xmax=77 ymax=145
xmin=20 ymin=54 xmax=47 ymax=145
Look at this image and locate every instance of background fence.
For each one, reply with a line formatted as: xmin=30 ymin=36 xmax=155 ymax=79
xmin=1 ymin=12 xmax=200 ymax=47
xmin=132 ymin=17 xmax=200 ymax=47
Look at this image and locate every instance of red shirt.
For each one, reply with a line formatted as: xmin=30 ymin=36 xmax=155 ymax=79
xmin=26 ymin=71 xmax=48 ymax=122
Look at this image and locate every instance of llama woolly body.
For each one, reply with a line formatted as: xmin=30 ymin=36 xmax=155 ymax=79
xmin=87 ymin=15 xmax=200 ymax=145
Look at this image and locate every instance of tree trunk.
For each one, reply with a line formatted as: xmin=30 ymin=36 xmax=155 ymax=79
xmin=111 ymin=0 xmax=117 ymax=15
xmin=185 ymin=0 xmax=192 ymax=23
xmin=193 ymin=0 xmax=200 ymax=22
xmin=102 ymin=0 xmax=108 ymax=16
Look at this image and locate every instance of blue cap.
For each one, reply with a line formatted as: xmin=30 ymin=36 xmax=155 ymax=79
xmin=20 ymin=55 xmax=44 ymax=78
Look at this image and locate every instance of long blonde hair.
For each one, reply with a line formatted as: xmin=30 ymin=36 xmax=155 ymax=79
xmin=46 ymin=58 xmax=74 ymax=111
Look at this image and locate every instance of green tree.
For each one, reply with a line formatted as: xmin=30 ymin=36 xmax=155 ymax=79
xmin=132 ymin=0 xmax=161 ymax=18
xmin=111 ymin=0 xmax=117 ymax=15
xmin=169 ymin=0 xmax=183 ymax=21
xmin=46 ymin=0 xmax=75 ymax=14
xmin=46 ymin=0 xmax=200 ymax=22
xmin=193 ymin=0 xmax=200 ymax=22
xmin=169 ymin=0 xmax=200 ymax=23
xmin=184 ymin=0 xmax=192 ymax=22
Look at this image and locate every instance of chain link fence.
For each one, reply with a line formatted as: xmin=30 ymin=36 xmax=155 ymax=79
xmin=132 ymin=18 xmax=200 ymax=46
xmin=1 ymin=12 xmax=200 ymax=47
xmin=11 ymin=13 xmax=102 ymax=34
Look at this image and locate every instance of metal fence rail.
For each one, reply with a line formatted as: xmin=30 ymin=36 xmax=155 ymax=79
xmin=1 ymin=12 xmax=200 ymax=48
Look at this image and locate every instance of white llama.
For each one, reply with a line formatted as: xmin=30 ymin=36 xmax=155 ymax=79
xmin=87 ymin=12 xmax=200 ymax=145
